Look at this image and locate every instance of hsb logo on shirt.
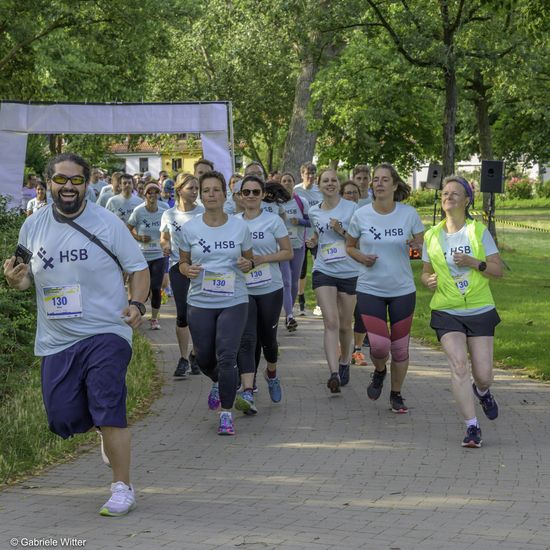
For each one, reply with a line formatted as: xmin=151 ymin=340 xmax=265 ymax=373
xmin=251 ymin=231 xmax=265 ymax=240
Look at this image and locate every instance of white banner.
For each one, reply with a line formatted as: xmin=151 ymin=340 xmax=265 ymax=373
xmin=0 ymin=102 xmax=233 ymax=207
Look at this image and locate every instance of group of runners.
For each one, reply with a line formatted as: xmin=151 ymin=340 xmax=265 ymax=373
xmin=4 ymin=151 xmax=503 ymax=518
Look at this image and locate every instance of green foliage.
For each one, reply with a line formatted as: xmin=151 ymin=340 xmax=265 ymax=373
xmin=505 ymin=178 xmax=535 ymax=199
xmin=0 ymin=197 xmax=36 ymax=403
xmin=535 ymin=180 xmax=550 ymax=199
xmin=404 ymin=190 xmax=437 ymax=208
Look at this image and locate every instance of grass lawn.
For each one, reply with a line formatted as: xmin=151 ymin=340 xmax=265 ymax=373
xmin=305 ymin=208 xmax=550 ymax=380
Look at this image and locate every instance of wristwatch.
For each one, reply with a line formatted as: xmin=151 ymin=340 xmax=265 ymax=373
xmin=129 ymin=300 xmax=146 ymax=316
xmin=478 ymin=261 xmax=487 ymax=272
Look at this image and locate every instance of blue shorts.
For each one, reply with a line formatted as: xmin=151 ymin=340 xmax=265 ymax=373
xmin=41 ymin=334 xmax=132 ymax=439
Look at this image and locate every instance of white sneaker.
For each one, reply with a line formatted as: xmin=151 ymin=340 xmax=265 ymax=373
xmin=99 ymin=481 xmax=136 ymax=517
xmin=313 ymin=306 xmax=323 ymax=317
xmin=96 ymin=430 xmax=111 ymax=467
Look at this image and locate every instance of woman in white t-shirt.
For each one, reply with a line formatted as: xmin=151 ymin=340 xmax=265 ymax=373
xmin=160 ymin=173 xmax=204 ymax=378
xmin=179 ymin=170 xmax=254 ymax=436
xmin=421 ymin=176 xmax=503 ymax=448
xmin=308 ymin=168 xmax=358 ymax=394
xmin=235 ymin=175 xmax=293 ymax=413
xmin=26 ymin=180 xmax=50 ymax=215
xmin=346 ymin=163 xmax=424 ymax=414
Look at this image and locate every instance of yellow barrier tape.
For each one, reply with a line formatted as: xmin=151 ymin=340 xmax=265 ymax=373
xmin=470 ymin=210 xmax=550 ymax=234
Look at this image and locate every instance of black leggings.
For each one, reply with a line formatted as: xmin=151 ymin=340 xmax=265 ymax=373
xmin=148 ymin=257 xmax=165 ymax=310
xmin=187 ymin=303 xmax=248 ymax=410
xmin=169 ymin=264 xmax=190 ymax=327
xmin=300 ymin=245 xmax=318 ymax=280
xmin=238 ymin=288 xmax=284 ymax=375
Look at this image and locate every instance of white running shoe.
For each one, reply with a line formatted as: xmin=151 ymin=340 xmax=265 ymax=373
xmin=99 ymin=481 xmax=136 ymax=517
xmin=312 ymin=306 xmax=323 ymax=317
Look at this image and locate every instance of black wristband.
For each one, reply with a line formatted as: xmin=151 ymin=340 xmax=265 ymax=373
xmin=250 ymin=259 xmax=255 ymax=269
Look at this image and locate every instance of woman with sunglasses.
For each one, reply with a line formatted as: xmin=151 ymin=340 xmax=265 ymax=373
xmin=179 ymin=170 xmax=254 ymax=436
xmin=235 ymin=175 xmax=293 ymax=412
xmin=308 ymin=168 xmax=358 ymax=394
xmin=422 ymin=176 xmax=502 ymax=448
xmin=160 ymin=173 xmax=204 ymax=377
xmin=346 ymin=163 xmax=424 ymax=414
xmin=127 ymin=182 xmax=169 ymax=330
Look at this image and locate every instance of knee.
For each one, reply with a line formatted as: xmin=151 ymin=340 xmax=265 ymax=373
xmin=449 ymin=358 xmax=470 ymax=381
xmin=390 ymin=339 xmax=409 ymax=362
xmin=323 ymin=315 xmax=339 ymax=332
xmin=370 ymin=339 xmax=391 ymax=361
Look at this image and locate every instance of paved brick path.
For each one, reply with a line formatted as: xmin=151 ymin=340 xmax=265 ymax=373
xmin=1 ymin=300 xmax=549 ymax=550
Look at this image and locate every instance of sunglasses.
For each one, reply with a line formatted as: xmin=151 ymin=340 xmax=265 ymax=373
xmin=51 ymin=174 xmax=86 ymax=186
xmin=241 ymin=188 xmax=262 ymax=197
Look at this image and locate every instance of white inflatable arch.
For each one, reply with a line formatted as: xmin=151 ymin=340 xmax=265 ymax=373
xmin=0 ymin=101 xmax=234 ymax=207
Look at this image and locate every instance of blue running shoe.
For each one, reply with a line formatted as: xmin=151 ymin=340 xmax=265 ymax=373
xmin=264 ymin=370 xmax=282 ymax=403
xmin=461 ymin=425 xmax=482 ymax=448
xmin=339 ymin=363 xmax=350 ymax=386
xmin=235 ymin=390 xmax=258 ymax=415
xmin=472 ymin=384 xmax=499 ymax=420
xmin=208 ymin=383 xmax=220 ymax=410
xmin=218 ymin=412 xmax=235 ymax=435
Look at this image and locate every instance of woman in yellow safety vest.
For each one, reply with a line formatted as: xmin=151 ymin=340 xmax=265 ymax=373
xmin=421 ymin=175 xmax=503 ymax=449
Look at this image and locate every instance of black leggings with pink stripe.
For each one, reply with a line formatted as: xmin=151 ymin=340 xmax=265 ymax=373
xmin=356 ymin=292 xmax=416 ymax=362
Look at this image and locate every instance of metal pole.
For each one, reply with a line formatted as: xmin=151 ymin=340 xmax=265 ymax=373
xmin=227 ymin=102 xmax=235 ymax=174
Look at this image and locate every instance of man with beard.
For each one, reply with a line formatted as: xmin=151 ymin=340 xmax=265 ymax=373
xmin=3 ymin=153 xmax=149 ymax=517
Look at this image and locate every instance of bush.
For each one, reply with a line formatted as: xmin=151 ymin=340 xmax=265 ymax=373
xmin=535 ymin=180 xmax=550 ymax=199
xmin=0 ymin=196 xmax=36 ymax=403
xmin=405 ymin=189 xmax=436 ymax=208
xmin=505 ymin=177 xmax=534 ymax=200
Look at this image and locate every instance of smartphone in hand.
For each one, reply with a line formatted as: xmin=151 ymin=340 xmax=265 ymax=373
xmin=14 ymin=244 xmax=33 ymax=266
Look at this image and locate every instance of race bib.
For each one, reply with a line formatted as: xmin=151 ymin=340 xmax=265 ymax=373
xmin=453 ymin=274 xmax=470 ymax=294
xmin=320 ymin=241 xmax=346 ymax=263
xmin=43 ymin=285 xmax=82 ymax=319
xmin=287 ymin=226 xmax=299 ymax=240
xmin=201 ymin=270 xmax=236 ymax=297
xmin=246 ymin=263 xmax=272 ymax=288
xmin=141 ymin=239 xmax=161 ymax=252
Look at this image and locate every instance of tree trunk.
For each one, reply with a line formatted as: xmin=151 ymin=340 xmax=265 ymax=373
xmin=472 ymin=69 xmax=498 ymax=242
xmin=442 ymin=64 xmax=457 ymax=177
xmin=281 ymin=59 xmax=319 ymax=179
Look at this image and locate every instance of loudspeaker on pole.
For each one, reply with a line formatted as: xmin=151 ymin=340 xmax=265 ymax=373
xmin=480 ymin=160 xmax=505 ymax=193
xmin=425 ymin=163 xmax=443 ymax=190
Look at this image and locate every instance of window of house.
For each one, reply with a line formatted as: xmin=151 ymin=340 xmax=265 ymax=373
xmin=139 ymin=158 xmax=149 ymax=172
xmin=172 ymin=158 xmax=182 ymax=172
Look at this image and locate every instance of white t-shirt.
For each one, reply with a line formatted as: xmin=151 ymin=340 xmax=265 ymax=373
xmin=422 ymin=224 xmax=498 ymax=315
xmin=309 ymin=198 xmax=358 ymax=279
xmin=293 ymin=183 xmax=323 ymax=239
xmin=179 ymin=215 xmax=253 ymax=309
xmin=282 ymin=197 xmax=309 ymax=248
xmin=105 ymin=194 xmax=144 ymax=223
xmin=27 ymin=197 xmax=51 ymax=213
xmin=348 ymin=203 xmax=424 ymax=297
xmin=18 ymin=202 xmax=147 ymax=356
xmin=160 ymin=204 xmax=205 ymax=266
xmin=236 ymin=211 xmax=288 ymax=295
xmin=127 ymin=203 xmax=169 ymax=262
xmin=21 ymin=187 xmax=36 ymax=210
xmin=97 ymin=186 xmax=114 ymax=207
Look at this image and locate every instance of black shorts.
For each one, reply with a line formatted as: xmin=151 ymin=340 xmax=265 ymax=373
xmin=312 ymin=270 xmax=357 ymax=295
xmin=431 ymin=309 xmax=501 ymax=341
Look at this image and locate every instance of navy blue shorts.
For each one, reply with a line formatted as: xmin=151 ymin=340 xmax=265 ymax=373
xmin=312 ymin=270 xmax=357 ymax=295
xmin=41 ymin=334 xmax=132 ymax=439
